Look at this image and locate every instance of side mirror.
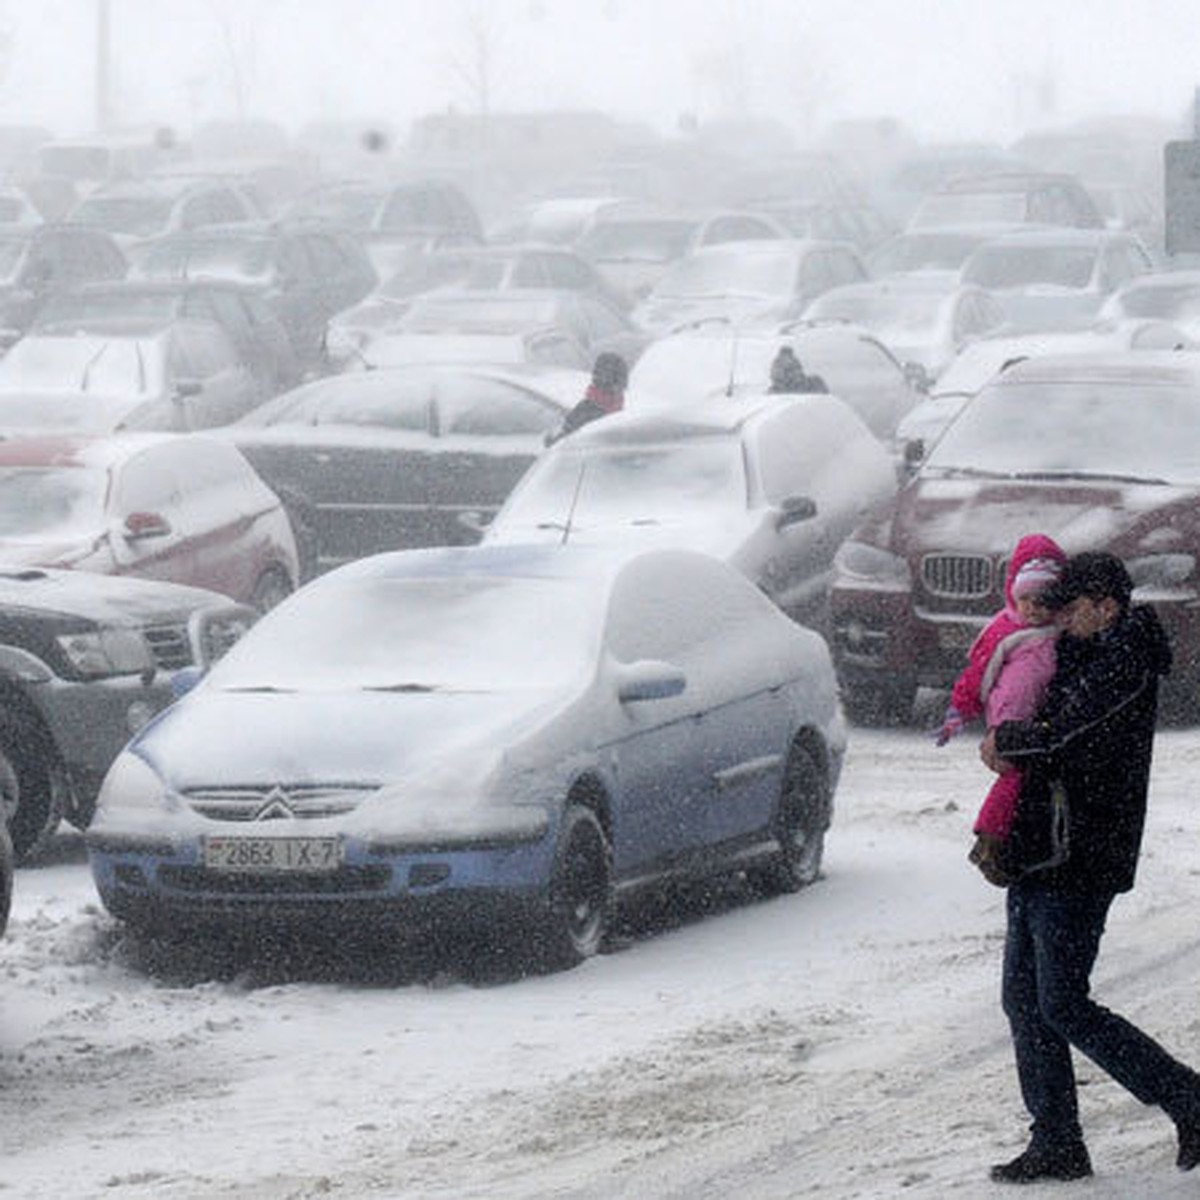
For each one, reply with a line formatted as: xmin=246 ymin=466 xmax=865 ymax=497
xmin=615 ymin=659 xmax=686 ymax=703
xmin=903 ymin=361 xmax=932 ymax=394
xmin=902 ymin=438 xmax=926 ymax=476
xmin=776 ymin=494 xmax=818 ymax=529
xmin=123 ymin=511 xmax=172 ymax=540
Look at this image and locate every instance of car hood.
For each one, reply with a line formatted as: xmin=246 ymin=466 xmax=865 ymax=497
xmin=0 ymin=533 xmax=102 ymax=569
xmin=0 ymin=566 xmax=230 ymax=623
xmin=134 ymin=685 xmax=566 ymax=792
xmin=896 ymin=474 xmax=1197 ymax=556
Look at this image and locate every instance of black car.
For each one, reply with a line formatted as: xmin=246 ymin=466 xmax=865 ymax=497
xmin=0 ymin=223 xmax=126 ymax=351
xmin=224 ymin=363 xmax=579 ymax=579
xmin=127 ymin=221 xmax=377 ymax=371
xmin=0 ymin=568 xmax=254 ymax=860
xmin=32 ymin=278 xmax=302 ymax=395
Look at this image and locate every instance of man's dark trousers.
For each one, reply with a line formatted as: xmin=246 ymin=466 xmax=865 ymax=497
xmin=1003 ymin=880 xmax=1200 ymax=1148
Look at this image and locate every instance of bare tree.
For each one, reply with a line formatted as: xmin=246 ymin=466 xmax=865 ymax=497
xmin=447 ymin=0 xmax=508 ymax=117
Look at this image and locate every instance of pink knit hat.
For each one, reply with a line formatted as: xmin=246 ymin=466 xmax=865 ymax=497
xmin=1011 ymin=556 xmax=1063 ymax=601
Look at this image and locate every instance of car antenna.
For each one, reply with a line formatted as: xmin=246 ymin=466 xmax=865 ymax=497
xmin=724 ymin=328 xmax=740 ymax=398
xmin=560 ymin=461 xmax=587 ymax=546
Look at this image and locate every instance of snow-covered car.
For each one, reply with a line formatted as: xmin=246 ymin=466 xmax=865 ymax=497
xmin=897 ymin=319 xmax=1193 ymax=448
xmin=829 ymin=352 xmax=1200 ymax=724
xmin=628 ymin=323 xmax=919 ymax=442
xmin=0 ymin=567 xmax=255 ymax=860
xmin=0 ymin=432 xmax=299 ymax=610
xmin=87 ymin=543 xmax=846 ymax=968
xmin=631 ymin=239 xmax=868 ymax=336
xmin=802 ymin=276 xmax=1005 ymax=379
xmin=959 ymin=227 xmax=1154 ymax=333
xmin=483 ymin=392 xmax=899 ymax=629
xmin=1100 ymin=270 xmax=1200 ymax=341
xmin=223 ymin=363 xmax=581 ymax=579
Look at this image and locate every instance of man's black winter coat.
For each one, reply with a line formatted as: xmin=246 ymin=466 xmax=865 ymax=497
xmin=993 ymin=604 xmax=1172 ymax=894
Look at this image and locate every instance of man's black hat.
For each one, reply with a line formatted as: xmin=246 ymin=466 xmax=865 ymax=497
xmin=1040 ymin=550 xmax=1132 ymax=610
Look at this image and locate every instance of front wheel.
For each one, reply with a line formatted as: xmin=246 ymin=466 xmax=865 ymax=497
xmin=534 ymin=804 xmax=612 ymax=970
xmin=748 ymin=740 xmax=828 ymax=896
xmin=0 ymin=709 xmax=62 ymax=862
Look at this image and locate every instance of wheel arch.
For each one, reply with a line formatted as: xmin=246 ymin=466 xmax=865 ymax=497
xmin=786 ymin=726 xmax=833 ymax=829
xmin=564 ymin=771 xmax=614 ymax=847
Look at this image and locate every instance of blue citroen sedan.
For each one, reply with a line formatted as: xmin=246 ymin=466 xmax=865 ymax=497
xmin=87 ymin=543 xmax=845 ymax=968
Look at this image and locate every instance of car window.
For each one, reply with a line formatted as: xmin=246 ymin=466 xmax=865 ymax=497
xmin=529 ymin=332 xmax=588 ymax=368
xmin=306 ymin=233 xmax=350 ymax=277
xmin=114 ymin=451 xmax=183 ymax=516
xmin=173 ymin=323 xmax=236 ymax=378
xmin=509 ymin=255 xmax=549 ymax=287
xmin=542 ymin=253 xmax=594 ymax=290
xmin=438 ymin=383 xmax=561 ymax=436
xmin=278 ymin=237 xmax=314 ymax=282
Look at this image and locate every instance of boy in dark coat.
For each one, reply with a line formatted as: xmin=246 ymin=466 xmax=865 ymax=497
xmin=980 ymin=551 xmax=1200 ymax=1183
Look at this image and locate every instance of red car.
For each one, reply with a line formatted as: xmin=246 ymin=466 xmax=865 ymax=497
xmin=0 ymin=432 xmax=298 ymax=610
xmin=828 ymin=352 xmax=1200 ymax=724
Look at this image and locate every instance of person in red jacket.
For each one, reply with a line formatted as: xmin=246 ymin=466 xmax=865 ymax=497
xmin=546 ymin=352 xmax=627 ymax=445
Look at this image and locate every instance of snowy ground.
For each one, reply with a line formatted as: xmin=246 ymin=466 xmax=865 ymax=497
xmin=5 ymin=711 xmax=1200 ymax=1199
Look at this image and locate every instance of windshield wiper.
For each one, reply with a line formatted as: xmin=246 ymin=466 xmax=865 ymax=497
xmin=223 ymin=685 xmax=297 ymax=693
xmin=926 ymin=465 xmax=1013 ymax=480
xmin=1010 ymin=470 xmax=1169 ymax=485
xmin=362 ymin=682 xmax=437 ymax=692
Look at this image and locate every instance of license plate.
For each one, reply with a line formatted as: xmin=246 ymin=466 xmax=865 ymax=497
xmin=937 ymin=623 xmax=979 ymax=651
xmin=203 ymin=836 xmax=343 ymax=874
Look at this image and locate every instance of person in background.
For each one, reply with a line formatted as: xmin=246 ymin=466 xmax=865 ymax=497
xmin=935 ymin=533 xmax=1067 ymax=886
xmin=547 ymin=351 xmax=628 ymax=444
xmin=767 ymin=345 xmax=828 ymax=394
xmin=979 ymin=551 xmax=1200 ymax=1184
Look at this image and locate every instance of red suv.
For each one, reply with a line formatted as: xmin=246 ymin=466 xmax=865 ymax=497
xmin=828 ymin=352 xmax=1200 ymax=723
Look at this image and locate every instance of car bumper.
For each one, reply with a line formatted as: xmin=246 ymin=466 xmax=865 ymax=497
xmin=87 ymin=830 xmax=557 ymax=929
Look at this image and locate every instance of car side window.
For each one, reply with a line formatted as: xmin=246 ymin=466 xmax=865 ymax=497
xmin=306 ymin=234 xmax=349 ymax=278
xmin=277 ymin=238 xmax=314 ymax=283
xmin=542 ymin=254 xmax=593 ymax=289
xmin=438 ymin=382 xmax=562 ymax=436
xmin=510 ymin=255 xmax=550 ymax=287
xmin=114 ymin=451 xmax=183 ymax=518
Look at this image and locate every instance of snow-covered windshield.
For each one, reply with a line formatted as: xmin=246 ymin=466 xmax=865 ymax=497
xmin=963 ymin=245 xmax=1095 ymax=290
xmin=401 ymin=294 xmax=558 ymax=332
xmin=71 ymin=196 xmax=172 ymax=237
xmin=810 ymin=289 xmax=943 ymax=336
xmin=37 ymin=291 xmax=176 ymax=330
xmin=868 ymin=232 xmax=986 ymax=275
xmin=131 ymin=238 xmax=272 ymax=282
xmin=205 ymin=573 xmax=600 ymax=692
xmin=0 ymin=467 xmax=106 ymax=534
xmin=500 ymin=438 xmax=748 ymax=528
xmin=651 ymin=249 xmax=795 ymax=300
xmin=925 ymin=378 xmax=1200 ymax=482
xmin=0 ymin=336 xmax=162 ymax=395
xmin=235 ymin=372 xmax=431 ymax=429
xmin=910 ymin=193 xmax=1026 ymax=227
xmin=577 ymin=220 xmax=694 ymax=262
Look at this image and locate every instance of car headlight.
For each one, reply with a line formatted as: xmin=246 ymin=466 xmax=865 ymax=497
xmin=1127 ymin=553 xmax=1197 ymax=591
xmin=833 ymin=539 xmax=912 ymax=589
xmin=94 ymin=751 xmax=171 ymax=818
xmin=57 ymin=629 xmax=154 ymax=678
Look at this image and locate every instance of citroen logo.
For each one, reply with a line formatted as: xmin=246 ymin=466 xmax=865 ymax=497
xmin=254 ymin=787 xmax=295 ymax=822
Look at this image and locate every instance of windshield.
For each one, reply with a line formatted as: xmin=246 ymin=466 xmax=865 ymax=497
xmin=911 ymin=193 xmax=1026 ymax=227
xmin=502 ymin=439 xmax=748 ymax=528
xmin=0 ymin=336 xmax=162 ymax=394
xmin=401 ymin=295 xmax=557 ymax=332
xmin=811 ymin=290 xmax=942 ymax=335
xmin=71 ymin=196 xmax=172 ymax=237
xmin=964 ymin=245 xmax=1095 ymax=290
xmin=36 ymin=291 xmax=177 ymax=330
xmin=578 ymin=221 xmax=694 ymax=262
xmin=925 ymin=378 xmax=1200 ymax=483
xmin=236 ymin=373 xmax=431 ymax=429
xmin=1113 ymin=284 xmax=1200 ymax=320
xmin=206 ymin=573 xmax=599 ymax=692
xmin=0 ymin=466 xmax=106 ymax=535
xmin=869 ymin=233 xmax=984 ymax=274
xmin=130 ymin=238 xmax=272 ymax=282
xmin=652 ymin=250 xmax=794 ymax=300
xmin=290 ymin=189 xmax=382 ymax=231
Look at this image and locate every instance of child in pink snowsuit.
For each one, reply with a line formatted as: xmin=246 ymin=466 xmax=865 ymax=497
xmin=935 ymin=533 xmax=1067 ymax=882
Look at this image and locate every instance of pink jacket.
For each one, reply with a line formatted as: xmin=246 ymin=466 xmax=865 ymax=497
xmin=950 ymin=532 xmax=1066 ymax=728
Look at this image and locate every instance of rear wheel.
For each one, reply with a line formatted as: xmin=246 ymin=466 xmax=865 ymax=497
xmin=0 ymin=709 xmax=63 ymax=862
xmin=534 ymin=804 xmax=612 ymax=970
xmin=748 ymin=740 xmax=828 ymax=895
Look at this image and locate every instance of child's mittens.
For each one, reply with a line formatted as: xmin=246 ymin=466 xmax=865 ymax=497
xmin=933 ymin=705 xmax=965 ymax=746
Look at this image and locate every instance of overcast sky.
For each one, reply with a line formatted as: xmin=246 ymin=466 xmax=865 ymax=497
xmin=2 ymin=0 xmax=1196 ymax=147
